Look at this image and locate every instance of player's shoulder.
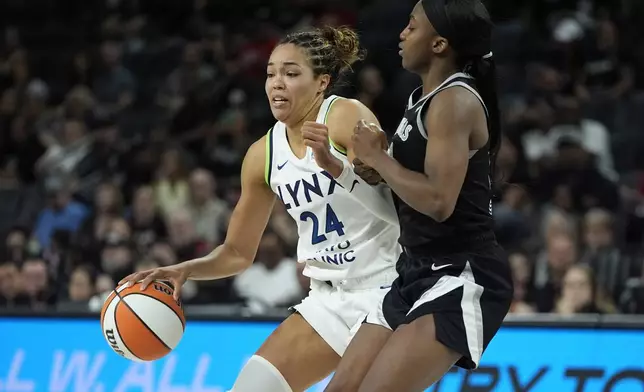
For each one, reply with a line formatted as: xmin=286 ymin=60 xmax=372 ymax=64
xmin=329 ymin=96 xmax=373 ymax=119
xmin=326 ymin=96 xmax=378 ymax=144
xmin=431 ymin=84 xmax=482 ymax=118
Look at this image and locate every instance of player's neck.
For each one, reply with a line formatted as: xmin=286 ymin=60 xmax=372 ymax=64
xmin=421 ymin=62 xmax=459 ymax=96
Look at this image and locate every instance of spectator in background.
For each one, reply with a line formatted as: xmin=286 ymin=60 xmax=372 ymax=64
xmin=0 ymin=262 xmax=29 ymax=307
xmin=6 ymin=50 xmax=31 ymax=98
xmin=76 ymin=182 xmax=124 ymax=260
xmin=166 ymin=208 xmax=207 ymax=260
xmin=576 ymin=16 xmax=634 ymax=127
xmin=187 ymin=168 xmax=228 ymax=246
xmin=552 ymin=94 xmax=616 ymax=181
xmin=147 ymin=241 xmax=178 ymax=267
xmin=267 ymin=203 xmax=298 ymax=251
xmin=522 ymin=94 xmax=616 ymax=183
xmin=4 ymin=226 xmax=29 ymax=264
xmin=66 ymin=52 xmax=94 ymax=89
xmin=541 ymin=208 xmax=577 ymax=245
xmin=0 ymin=157 xmax=28 ymax=235
xmin=88 ymin=273 xmax=115 ymax=312
xmin=33 ymin=176 xmax=88 ymax=248
xmin=532 ymin=234 xmax=578 ymax=312
xmin=4 ymin=115 xmax=46 ymax=184
xmin=59 ymin=86 xmax=95 ymax=122
xmin=581 ymin=208 xmax=632 ymax=302
xmin=21 ymin=258 xmax=55 ymax=309
xmin=43 ymin=229 xmax=78 ymax=289
xmin=92 ymin=40 xmax=136 ymax=117
xmin=202 ymin=89 xmax=250 ymax=177
xmin=356 ymin=65 xmax=399 ymax=133
xmin=74 ymin=117 xmax=124 ymax=202
xmin=555 ymin=264 xmax=616 ymax=315
xmin=535 ymin=132 xmax=619 ymax=214
xmin=233 ymin=231 xmax=301 ymax=313
xmin=36 ymin=119 xmax=92 ymax=181
xmin=62 ymin=265 xmax=95 ymax=306
xmin=22 ymin=79 xmax=51 ymax=132
xmin=154 ymin=147 xmax=190 ymax=218
xmin=134 ymin=258 xmax=159 ymax=273
xmin=104 ymin=218 xmax=133 ymax=247
xmin=493 ymin=186 xmax=533 ymax=250
xmin=100 ymin=237 xmax=134 ymax=282
xmin=128 ymin=185 xmax=167 ymax=254
xmin=158 ymin=42 xmax=216 ymax=116
xmin=508 ymin=251 xmax=536 ymax=314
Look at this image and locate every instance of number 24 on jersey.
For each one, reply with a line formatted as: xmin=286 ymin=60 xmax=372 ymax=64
xmin=300 ymin=203 xmax=345 ymax=245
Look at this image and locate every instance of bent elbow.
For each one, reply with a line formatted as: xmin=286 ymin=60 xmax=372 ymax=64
xmin=431 ymin=207 xmax=454 ymax=222
xmin=223 ymin=242 xmax=255 ymax=273
xmin=423 ymin=197 xmax=455 ymax=223
xmin=238 ymin=256 xmax=254 ymax=272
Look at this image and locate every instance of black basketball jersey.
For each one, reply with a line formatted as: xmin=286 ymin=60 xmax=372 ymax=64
xmin=390 ymin=72 xmax=495 ymax=250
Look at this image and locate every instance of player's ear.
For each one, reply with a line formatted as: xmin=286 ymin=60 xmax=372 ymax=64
xmin=317 ymin=74 xmax=331 ymax=94
xmin=432 ymin=36 xmax=448 ymax=54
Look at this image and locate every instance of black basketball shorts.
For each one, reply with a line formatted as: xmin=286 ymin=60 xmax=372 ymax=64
xmin=365 ymin=243 xmax=513 ymax=369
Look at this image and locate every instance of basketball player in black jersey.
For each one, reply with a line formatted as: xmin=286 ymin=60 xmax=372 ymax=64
xmin=324 ymin=0 xmax=513 ymax=391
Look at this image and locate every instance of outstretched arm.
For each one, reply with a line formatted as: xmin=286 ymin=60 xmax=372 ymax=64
xmin=183 ymin=138 xmax=276 ymax=279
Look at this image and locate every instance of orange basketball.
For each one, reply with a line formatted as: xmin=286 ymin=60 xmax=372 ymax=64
xmin=101 ymin=280 xmax=185 ymax=361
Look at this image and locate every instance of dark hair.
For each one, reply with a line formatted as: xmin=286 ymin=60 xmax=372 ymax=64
xmin=280 ymin=26 xmax=366 ymax=95
xmin=424 ymin=0 xmax=502 ymax=184
xmin=72 ymin=264 xmax=97 ymax=285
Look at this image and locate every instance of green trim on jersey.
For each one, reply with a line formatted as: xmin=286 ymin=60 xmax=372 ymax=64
xmin=324 ymin=96 xmax=348 ymax=156
xmin=264 ymin=127 xmax=274 ymax=185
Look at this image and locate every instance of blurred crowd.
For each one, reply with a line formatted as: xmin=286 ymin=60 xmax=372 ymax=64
xmin=1 ymin=0 xmax=644 ymax=317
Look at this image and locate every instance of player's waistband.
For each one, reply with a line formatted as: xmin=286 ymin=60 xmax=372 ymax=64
xmin=401 ymin=230 xmax=497 ymax=258
xmin=317 ymin=270 xmax=397 ymax=291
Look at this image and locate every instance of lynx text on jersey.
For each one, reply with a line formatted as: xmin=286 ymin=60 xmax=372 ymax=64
xmin=275 ymin=170 xmax=343 ymax=210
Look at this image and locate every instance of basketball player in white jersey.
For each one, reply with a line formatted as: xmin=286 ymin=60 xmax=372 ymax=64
xmin=120 ymin=26 xmax=401 ymax=392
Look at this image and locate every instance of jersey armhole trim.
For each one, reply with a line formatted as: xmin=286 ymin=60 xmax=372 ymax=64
xmin=324 ymin=96 xmax=348 ymax=156
xmin=264 ymin=127 xmax=274 ymax=185
xmin=329 ymin=138 xmax=348 ymax=156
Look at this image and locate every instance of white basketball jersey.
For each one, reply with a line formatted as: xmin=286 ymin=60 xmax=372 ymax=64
xmin=266 ymin=95 xmax=401 ymax=281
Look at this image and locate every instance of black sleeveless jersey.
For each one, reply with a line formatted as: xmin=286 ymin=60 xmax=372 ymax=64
xmin=389 ymin=72 xmax=495 ymax=251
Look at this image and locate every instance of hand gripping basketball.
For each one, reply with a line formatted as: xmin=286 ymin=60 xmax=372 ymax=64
xmin=119 ymin=265 xmax=188 ymax=301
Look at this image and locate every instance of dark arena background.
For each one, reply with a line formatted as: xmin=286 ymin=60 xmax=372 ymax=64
xmin=1 ymin=0 xmax=643 ymax=391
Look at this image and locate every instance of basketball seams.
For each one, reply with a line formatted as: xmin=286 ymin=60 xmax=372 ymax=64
xmin=115 ymin=289 xmax=172 ymax=351
xmin=100 ymin=283 xmax=128 ymax=326
xmin=148 ymin=280 xmax=186 ymax=326
xmin=100 ymin=291 xmax=117 ymax=327
xmin=113 ymin=298 xmax=139 ymax=358
xmin=124 ymin=291 xmax=186 ymax=330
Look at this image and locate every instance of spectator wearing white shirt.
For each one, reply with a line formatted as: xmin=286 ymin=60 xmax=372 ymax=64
xmin=233 ymin=231 xmax=302 ymax=313
xmin=521 ymin=95 xmax=617 ymax=181
xmin=187 ymin=168 xmax=229 ymax=246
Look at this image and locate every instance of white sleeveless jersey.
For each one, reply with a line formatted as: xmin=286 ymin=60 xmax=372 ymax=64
xmin=266 ymin=95 xmax=401 ymax=281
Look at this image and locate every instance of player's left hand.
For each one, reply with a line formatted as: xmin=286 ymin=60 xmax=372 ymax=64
xmin=352 ymin=120 xmax=388 ymax=168
xmin=302 ymin=121 xmax=343 ymax=178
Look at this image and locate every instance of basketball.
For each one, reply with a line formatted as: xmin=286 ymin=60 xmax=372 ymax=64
xmin=101 ymin=280 xmax=185 ymax=362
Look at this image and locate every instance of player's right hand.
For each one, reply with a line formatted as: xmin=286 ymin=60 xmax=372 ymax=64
xmin=118 ymin=265 xmax=188 ymax=301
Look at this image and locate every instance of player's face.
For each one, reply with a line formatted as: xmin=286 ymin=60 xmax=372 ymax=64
xmin=399 ymin=2 xmax=446 ymax=73
xmin=266 ymin=44 xmax=326 ymax=124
